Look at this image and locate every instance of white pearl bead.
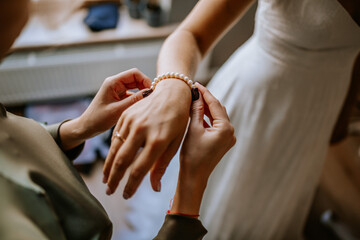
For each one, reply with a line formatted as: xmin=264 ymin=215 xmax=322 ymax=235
xmin=175 ymin=73 xmax=180 ymax=78
xmin=150 ymin=85 xmax=154 ymax=90
xmin=170 ymin=72 xmax=175 ymax=77
xmin=165 ymin=72 xmax=170 ymax=77
xmin=179 ymin=74 xmax=185 ymax=80
xmin=154 ymin=78 xmax=159 ymax=83
xmin=184 ymin=76 xmax=189 ymax=81
xmin=188 ymin=80 xmax=193 ymax=85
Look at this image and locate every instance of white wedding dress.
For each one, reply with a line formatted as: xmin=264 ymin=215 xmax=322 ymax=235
xmin=201 ymin=0 xmax=360 ymax=239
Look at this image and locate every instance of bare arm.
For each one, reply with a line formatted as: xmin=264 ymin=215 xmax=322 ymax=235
xmin=157 ymin=0 xmax=255 ymax=77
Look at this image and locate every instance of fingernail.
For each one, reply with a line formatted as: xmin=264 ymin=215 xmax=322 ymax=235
xmin=123 ymin=192 xmax=130 ymax=199
xmin=142 ymin=89 xmax=153 ymax=98
xmin=191 ymin=88 xmax=199 ymax=101
xmin=106 ymin=187 xmax=112 ymax=195
xmin=156 ymin=182 xmax=161 ymax=192
xmin=102 ymin=176 xmax=108 ymax=184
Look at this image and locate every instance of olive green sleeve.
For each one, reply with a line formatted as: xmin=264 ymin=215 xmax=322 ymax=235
xmin=154 ymin=214 xmax=207 ymax=240
xmin=45 ymin=120 xmax=85 ymax=161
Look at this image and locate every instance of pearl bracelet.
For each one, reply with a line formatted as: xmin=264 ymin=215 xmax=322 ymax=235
xmin=151 ymin=72 xmax=194 ymax=90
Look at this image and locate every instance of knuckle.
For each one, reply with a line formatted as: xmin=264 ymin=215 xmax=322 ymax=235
xmin=220 ymin=123 xmax=235 ymax=137
xmin=151 ymin=137 xmax=167 ymax=148
xmin=103 ymin=77 xmax=113 ymax=86
xmin=130 ymin=168 xmax=146 ymax=180
xmin=192 ymin=104 xmax=204 ymax=112
xmin=134 ymin=93 xmax=142 ymax=102
xmin=121 ymin=111 xmax=134 ymax=125
xmin=132 ymin=121 xmax=146 ymax=134
xmin=113 ymin=160 xmax=125 ymax=170
xmin=129 ymin=95 xmax=137 ymax=105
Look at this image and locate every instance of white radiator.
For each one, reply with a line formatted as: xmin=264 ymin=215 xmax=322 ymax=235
xmin=0 ymin=39 xmax=211 ymax=106
xmin=0 ymin=40 xmax=163 ymax=105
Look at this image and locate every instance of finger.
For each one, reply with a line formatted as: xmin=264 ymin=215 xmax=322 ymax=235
xmin=103 ymin=133 xmax=126 ymax=183
xmin=106 ymin=131 xmax=144 ymax=195
xmin=111 ymin=115 xmax=129 ymax=143
xmin=105 ymin=121 xmax=131 ymax=182
xmin=195 ymin=82 xmax=228 ymax=121
xmin=189 ymin=88 xmax=205 ymax=128
xmin=113 ymin=68 xmax=152 ymax=88
xmin=123 ymin=138 xmax=168 ymax=199
xmin=149 ymin=136 xmax=183 ymax=192
xmin=113 ymin=88 xmax=150 ymax=112
xmin=108 ymin=69 xmax=152 ymax=97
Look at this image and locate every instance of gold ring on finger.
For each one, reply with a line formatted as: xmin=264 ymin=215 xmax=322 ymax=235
xmin=114 ymin=131 xmax=126 ymax=142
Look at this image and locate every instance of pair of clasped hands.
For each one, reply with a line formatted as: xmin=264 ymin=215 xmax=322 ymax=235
xmin=61 ymin=68 xmax=235 ymax=212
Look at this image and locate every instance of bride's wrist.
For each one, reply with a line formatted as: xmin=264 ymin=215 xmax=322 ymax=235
xmin=154 ymin=78 xmax=192 ymax=102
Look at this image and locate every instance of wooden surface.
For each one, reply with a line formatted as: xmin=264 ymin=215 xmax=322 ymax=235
xmin=11 ymin=5 xmax=178 ymax=52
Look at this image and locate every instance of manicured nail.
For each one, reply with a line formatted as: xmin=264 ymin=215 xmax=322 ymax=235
xmin=106 ymin=187 xmax=112 ymax=195
xmin=142 ymin=89 xmax=153 ymax=98
xmin=156 ymin=182 xmax=161 ymax=192
xmin=102 ymin=176 xmax=108 ymax=184
xmin=191 ymin=88 xmax=199 ymax=101
xmin=123 ymin=192 xmax=130 ymax=199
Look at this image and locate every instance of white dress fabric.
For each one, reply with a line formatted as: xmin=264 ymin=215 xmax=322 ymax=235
xmin=201 ymin=0 xmax=360 ymax=239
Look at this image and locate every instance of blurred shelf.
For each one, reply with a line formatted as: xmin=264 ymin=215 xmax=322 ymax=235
xmin=11 ymin=6 xmax=178 ymax=52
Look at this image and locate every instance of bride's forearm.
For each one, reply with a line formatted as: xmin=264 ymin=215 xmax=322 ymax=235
xmin=155 ymin=29 xmax=202 ymax=107
xmin=157 ymin=29 xmax=202 ymax=85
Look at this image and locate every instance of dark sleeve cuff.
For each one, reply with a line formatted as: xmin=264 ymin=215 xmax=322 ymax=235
xmin=45 ymin=120 xmax=85 ymax=161
xmin=154 ymin=214 xmax=207 ymax=240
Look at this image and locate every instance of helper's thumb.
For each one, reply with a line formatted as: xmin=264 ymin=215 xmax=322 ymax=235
xmin=115 ymin=89 xmax=151 ymax=110
xmin=190 ymin=88 xmax=204 ymax=127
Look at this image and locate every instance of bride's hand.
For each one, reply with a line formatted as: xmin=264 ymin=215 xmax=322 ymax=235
xmin=103 ymin=79 xmax=192 ymax=198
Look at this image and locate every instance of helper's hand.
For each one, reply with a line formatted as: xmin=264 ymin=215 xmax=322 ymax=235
xmin=59 ymin=68 xmax=151 ymax=150
xmin=170 ymin=82 xmax=236 ymax=215
xmin=103 ymin=79 xmax=192 ymax=197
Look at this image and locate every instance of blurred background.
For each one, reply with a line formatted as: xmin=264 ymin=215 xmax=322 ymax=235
xmin=0 ymin=0 xmax=359 ymax=239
